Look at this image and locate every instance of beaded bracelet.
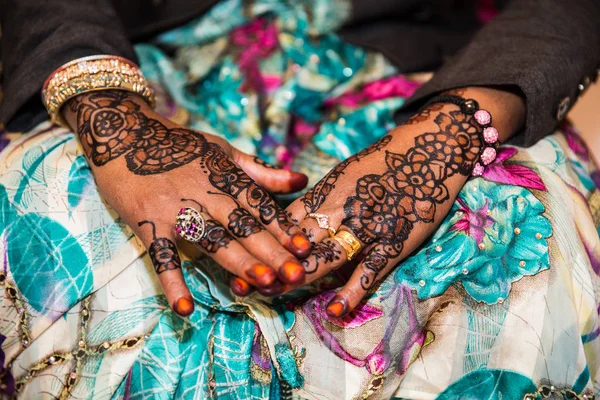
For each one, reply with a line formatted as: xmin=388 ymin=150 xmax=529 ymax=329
xmin=422 ymin=94 xmax=500 ymax=176
xmin=42 ymin=55 xmax=155 ymax=128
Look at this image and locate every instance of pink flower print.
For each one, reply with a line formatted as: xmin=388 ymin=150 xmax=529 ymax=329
xmin=450 ymin=198 xmax=495 ymax=244
xmin=481 ymin=147 xmax=547 ymax=191
xmin=324 ymin=76 xmax=421 ymax=108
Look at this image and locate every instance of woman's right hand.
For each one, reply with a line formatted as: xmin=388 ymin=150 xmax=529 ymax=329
xmin=62 ymin=90 xmax=311 ymax=316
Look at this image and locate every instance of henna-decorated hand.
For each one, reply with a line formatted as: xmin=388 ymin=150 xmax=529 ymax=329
xmin=63 ymin=90 xmax=311 ymax=317
xmin=278 ymin=104 xmax=485 ymax=316
xmin=272 ymin=86 xmax=525 ymax=317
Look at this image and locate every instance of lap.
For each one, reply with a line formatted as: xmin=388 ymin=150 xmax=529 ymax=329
xmin=1 ymin=122 xmax=598 ymax=399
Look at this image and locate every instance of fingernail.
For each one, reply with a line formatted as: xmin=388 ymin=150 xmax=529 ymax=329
xmin=231 ymin=277 xmax=252 ymax=296
xmin=173 ymin=297 xmax=194 ymax=317
xmin=291 ymin=234 xmax=311 ymax=253
xmin=289 ymin=173 xmax=309 ymax=192
xmin=280 ymin=261 xmax=305 ymax=284
xmin=247 ymin=264 xmax=276 ymax=286
xmin=257 ymin=281 xmax=284 ymax=297
xmin=326 ymin=298 xmax=347 ymax=318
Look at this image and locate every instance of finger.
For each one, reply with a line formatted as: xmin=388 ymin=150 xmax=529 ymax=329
xmin=326 ymin=244 xmax=393 ymax=318
xmin=205 ymin=194 xmax=306 ymax=284
xmin=297 ymin=207 xmax=345 ymax=245
xmin=286 ymin=196 xmax=308 ymax=226
xmin=138 ymin=221 xmax=194 ymax=317
xmin=230 ymin=275 xmax=255 ymax=297
xmin=201 ymin=147 xmax=311 ymax=258
xmin=233 ymin=150 xmax=308 ymax=194
xmin=300 ymin=221 xmax=370 ymax=275
xmin=257 ymin=236 xmax=349 ymax=297
xmin=236 ymin=179 xmax=311 ymax=258
xmin=188 ymin=208 xmax=279 ymax=287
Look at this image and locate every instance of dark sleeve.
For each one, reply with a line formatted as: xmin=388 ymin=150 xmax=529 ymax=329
xmin=0 ymin=0 xmax=138 ymax=131
xmin=401 ymin=0 xmax=600 ymax=147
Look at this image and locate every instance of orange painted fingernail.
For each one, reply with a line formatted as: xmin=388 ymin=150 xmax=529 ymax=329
xmin=247 ymin=264 xmax=276 ymax=286
xmin=173 ymin=297 xmax=194 ymax=317
xmin=326 ymin=299 xmax=347 ymax=318
xmin=231 ymin=277 xmax=252 ymax=296
xmin=280 ymin=261 xmax=305 ymax=283
xmin=291 ymin=234 xmax=311 ymax=252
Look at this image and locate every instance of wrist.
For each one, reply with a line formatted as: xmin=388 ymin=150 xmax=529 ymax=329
xmin=443 ymin=87 xmax=526 ymax=143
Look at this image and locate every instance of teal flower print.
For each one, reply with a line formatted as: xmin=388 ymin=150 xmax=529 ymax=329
xmin=396 ymin=179 xmax=552 ymax=304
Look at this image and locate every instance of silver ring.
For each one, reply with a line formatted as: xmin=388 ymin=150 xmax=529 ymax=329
xmin=175 ymin=207 xmax=206 ymax=243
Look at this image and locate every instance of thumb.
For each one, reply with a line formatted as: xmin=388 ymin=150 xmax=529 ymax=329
xmin=233 ymin=150 xmax=308 ymax=194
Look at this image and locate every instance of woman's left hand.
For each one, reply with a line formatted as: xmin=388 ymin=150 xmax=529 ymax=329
xmin=281 ymin=103 xmax=486 ymax=317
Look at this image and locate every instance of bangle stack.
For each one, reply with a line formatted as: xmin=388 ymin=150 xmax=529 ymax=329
xmin=41 ymin=55 xmax=155 ymax=127
xmin=422 ymin=94 xmax=500 ymax=177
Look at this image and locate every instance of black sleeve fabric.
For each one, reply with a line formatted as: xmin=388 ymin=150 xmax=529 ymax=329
xmin=0 ymin=0 xmax=138 ymax=131
xmin=400 ymin=0 xmax=600 ymax=147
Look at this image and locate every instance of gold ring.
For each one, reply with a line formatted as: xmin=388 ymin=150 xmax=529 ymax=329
xmin=306 ymin=213 xmax=337 ymax=237
xmin=333 ymin=230 xmax=362 ymax=261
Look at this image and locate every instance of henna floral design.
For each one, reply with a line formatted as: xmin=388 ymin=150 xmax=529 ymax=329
xmin=302 ymin=241 xmax=343 ymax=274
xmin=228 ymin=208 xmax=265 ymax=238
xmin=199 ymin=218 xmax=233 ymax=253
xmin=302 ymin=135 xmax=392 ymax=214
xmin=344 ymin=175 xmax=403 ymax=245
xmin=148 ymin=238 xmax=181 ymax=274
xmin=358 ymin=247 xmax=389 ymax=289
xmin=405 ymin=103 xmax=444 ymax=125
xmin=405 ymin=89 xmax=466 ymax=125
xmin=342 ymin=109 xmax=482 ymax=290
xmin=199 ymin=143 xmax=295 ymax=233
xmin=138 ymin=220 xmax=181 ymax=274
xmin=70 ymin=91 xmax=296 ymax=235
xmin=70 ymin=91 xmax=206 ymax=174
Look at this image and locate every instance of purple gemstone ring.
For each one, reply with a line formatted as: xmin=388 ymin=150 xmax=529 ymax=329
xmin=175 ymin=207 xmax=206 ymax=243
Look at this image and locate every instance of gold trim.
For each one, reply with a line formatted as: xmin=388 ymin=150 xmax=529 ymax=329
xmin=42 ymin=55 xmax=155 ymax=127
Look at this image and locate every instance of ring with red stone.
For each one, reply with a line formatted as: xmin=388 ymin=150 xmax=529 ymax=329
xmin=175 ymin=207 xmax=206 ymax=243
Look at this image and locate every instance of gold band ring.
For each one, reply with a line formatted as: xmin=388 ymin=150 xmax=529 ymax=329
xmin=333 ymin=230 xmax=362 ymax=261
xmin=306 ymin=213 xmax=337 ymax=237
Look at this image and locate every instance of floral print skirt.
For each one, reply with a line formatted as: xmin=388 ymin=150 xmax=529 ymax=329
xmin=0 ymin=0 xmax=599 ymax=399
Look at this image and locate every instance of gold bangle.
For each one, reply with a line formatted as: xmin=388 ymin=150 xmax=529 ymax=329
xmin=333 ymin=230 xmax=362 ymax=261
xmin=41 ymin=55 xmax=155 ymax=127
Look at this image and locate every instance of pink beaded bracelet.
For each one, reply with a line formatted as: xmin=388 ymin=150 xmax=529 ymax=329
xmin=421 ymin=95 xmax=500 ymax=177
